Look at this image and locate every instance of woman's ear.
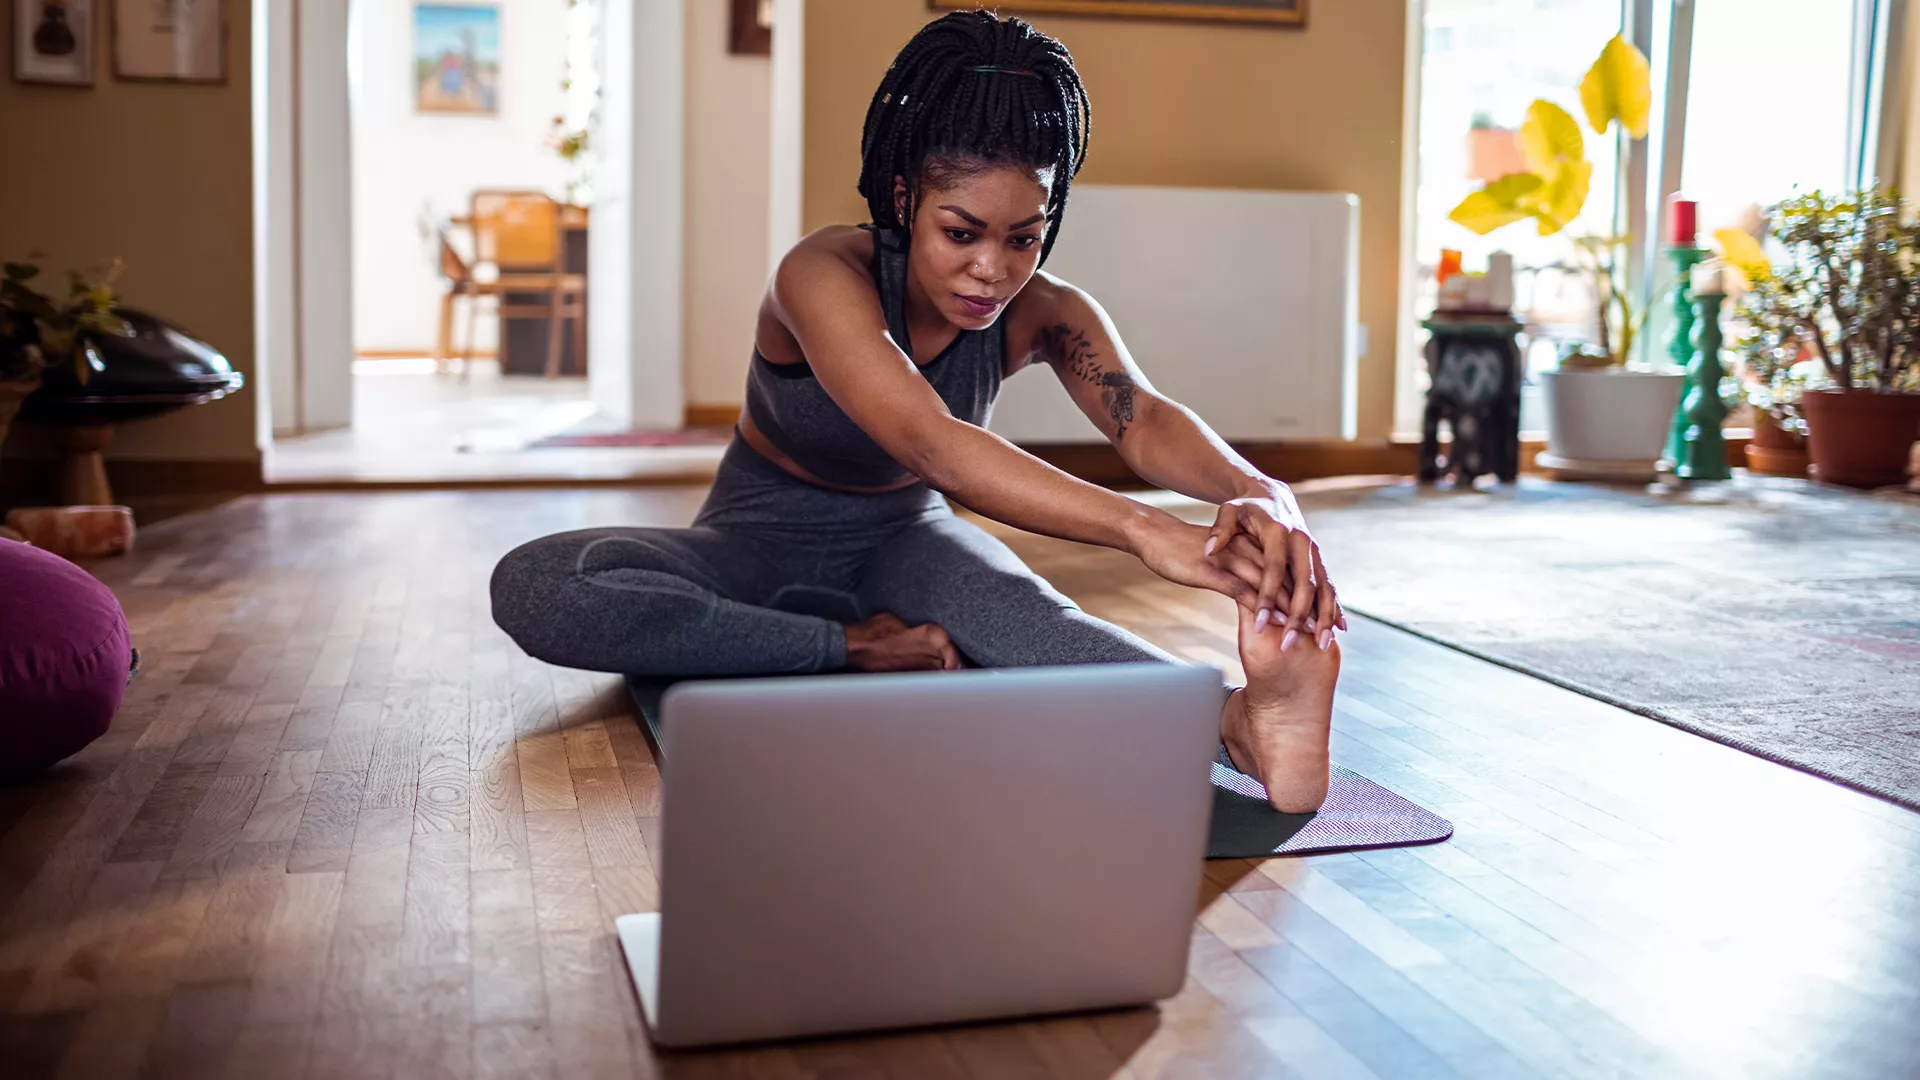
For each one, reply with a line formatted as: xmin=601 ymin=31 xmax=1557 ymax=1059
xmin=892 ymin=176 xmax=910 ymax=227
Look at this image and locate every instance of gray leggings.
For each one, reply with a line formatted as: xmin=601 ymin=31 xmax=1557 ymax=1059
xmin=489 ymin=437 xmax=1181 ymax=678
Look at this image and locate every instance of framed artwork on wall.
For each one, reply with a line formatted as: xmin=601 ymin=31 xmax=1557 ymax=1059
xmin=112 ymin=0 xmax=225 ymax=83
xmin=13 ymin=0 xmax=95 ymax=86
xmin=415 ymin=2 xmax=500 ymax=114
xmin=730 ymin=0 xmax=771 ymax=56
xmin=929 ymin=0 xmax=1305 ymax=27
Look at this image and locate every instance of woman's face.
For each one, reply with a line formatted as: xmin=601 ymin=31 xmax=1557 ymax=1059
xmin=898 ymin=162 xmax=1053 ymax=332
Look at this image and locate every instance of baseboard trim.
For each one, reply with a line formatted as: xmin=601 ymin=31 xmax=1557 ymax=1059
xmin=0 ymin=456 xmax=265 ymax=506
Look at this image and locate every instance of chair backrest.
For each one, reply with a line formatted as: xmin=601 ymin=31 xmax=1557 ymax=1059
xmin=437 ymin=226 xmax=473 ymax=284
xmin=470 ymin=190 xmax=561 ymax=271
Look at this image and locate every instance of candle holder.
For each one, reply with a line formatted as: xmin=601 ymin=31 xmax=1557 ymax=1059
xmin=1678 ymin=290 xmax=1731 ymax=481
xmin=1664 ymin=243 xmax=1708 ymax=467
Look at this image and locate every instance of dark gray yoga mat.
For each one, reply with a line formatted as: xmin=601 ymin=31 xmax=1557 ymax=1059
xmin=626 ymin=677 xmax=1452 ymax=860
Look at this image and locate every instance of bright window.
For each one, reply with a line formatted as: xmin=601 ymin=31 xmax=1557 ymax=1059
xmin=1680 ymin=0 xmax=1856 ymax=235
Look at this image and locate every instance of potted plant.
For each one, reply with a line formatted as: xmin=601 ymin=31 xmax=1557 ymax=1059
xmin=0 ymin=255 xmax=126 ymax=452
xmin=1732 ymin=188 xmax=1920 ymax=487
xmin=1447 ymin=35 xmax=1686 ymax=477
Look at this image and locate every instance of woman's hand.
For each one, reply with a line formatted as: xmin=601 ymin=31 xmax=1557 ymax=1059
xmin=1204 ymin=487 xmax=1344 ymax=649
xmin=1129 ymin=510 xmax=1267 ymax=610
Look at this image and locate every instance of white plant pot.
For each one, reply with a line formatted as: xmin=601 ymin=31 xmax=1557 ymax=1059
xmin=1537 ymin=368 xmax=1687 ymax=480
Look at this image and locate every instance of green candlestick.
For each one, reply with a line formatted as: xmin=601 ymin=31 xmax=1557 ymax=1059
xmin=1665 ymin=244 xmax=1708 ymax=466
xmin=1679 ymin=290 xmax=1731 ymax=481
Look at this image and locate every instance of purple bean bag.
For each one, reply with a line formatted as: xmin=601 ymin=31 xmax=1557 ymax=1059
xmin=0 ymin=540 xmax=131 ymax=780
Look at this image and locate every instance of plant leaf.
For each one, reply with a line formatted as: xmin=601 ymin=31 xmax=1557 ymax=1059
xmin=1516 ymin=159 xmax=1592 ymax=235
xmin=1712 ymin=227 xmax=1772 ymax=285
xmin=1448 ymin=172 xmax=1547 ymax=235
xmin=1518 ymin=100 xmax=1585 ymax=175
xmin=1579 ymin=34 xmax=1652 ymax=138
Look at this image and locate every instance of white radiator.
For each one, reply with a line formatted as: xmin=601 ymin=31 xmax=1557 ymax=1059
xmin=988 ymin=184 xmax=1359 ymax=443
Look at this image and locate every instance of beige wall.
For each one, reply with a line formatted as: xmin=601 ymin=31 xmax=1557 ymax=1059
xmin=0 ymin=3 xmax=257 ymax=464
xmin=683 ymin=0 xmax=773 ymax=408
xmin=801 ymin=1 xmax=1409 ymax=439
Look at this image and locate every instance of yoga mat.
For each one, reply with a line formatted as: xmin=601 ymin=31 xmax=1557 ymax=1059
xmin=626 ymin=677 xmax=1452 ymax=861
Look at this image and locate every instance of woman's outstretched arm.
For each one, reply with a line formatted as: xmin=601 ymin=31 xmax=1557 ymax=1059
xmin=770 ymin=234 xmax=1263 ymax=611
xmin=1014 ymin=275 xmax=1343 ymax=648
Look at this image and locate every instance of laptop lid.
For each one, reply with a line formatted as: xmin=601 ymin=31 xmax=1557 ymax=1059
xmin=645 ymin=662 xmax=1222 ymax=1048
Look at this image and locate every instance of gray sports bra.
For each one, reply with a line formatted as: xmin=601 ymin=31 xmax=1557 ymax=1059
xmin=742 ymin=226 xmax=1005 ymax=488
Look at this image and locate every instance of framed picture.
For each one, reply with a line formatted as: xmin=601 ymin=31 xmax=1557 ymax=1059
xmin=112 ymin=0 xmax=224 ymax=83
xmin=13 ymin=0 xmax=95 ymax=86
xmin=729 ymin=0 xmax=770 ymax=56
xmin=415 ymin=2 xmax=500 ymax=114
xmin=929 ymin=0 xmax=1305 ymax=27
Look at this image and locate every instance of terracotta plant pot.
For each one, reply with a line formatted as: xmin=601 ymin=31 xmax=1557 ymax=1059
xmin=1800 ymin=388 xmax=1920 ymax=488
xmin=1744 ymin=409 xmax=1809 ymax=478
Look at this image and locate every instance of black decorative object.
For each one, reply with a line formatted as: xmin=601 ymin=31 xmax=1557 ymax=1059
xmin=21 ymin=307 xmax=242 ymax=426
xmin=1418 ymin=314 xmax=1523 ymax=486
xmin=16 ymin=307 xmax=242 ymax=506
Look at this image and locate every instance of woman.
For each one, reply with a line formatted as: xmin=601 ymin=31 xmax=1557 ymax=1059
xmin=492 ymin=11 xmax=1343 ymax=811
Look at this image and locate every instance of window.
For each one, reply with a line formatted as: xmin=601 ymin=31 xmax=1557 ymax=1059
xmin=1406 ymin=0 xmax=1627 ymax=434
xmin=1400 ymin=0 xmax=1884 ymax=436
xmin=1679 ymin=0 xmax=1856 ymax=236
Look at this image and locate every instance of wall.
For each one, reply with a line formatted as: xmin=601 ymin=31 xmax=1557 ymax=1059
xmin=0 ymin=1 xmax=257 ymax=465
xmin=683 ymin=0 xmax=772 ymax=408
xmin=350 ymin=0 xmax=570 ymax=353
xmin=800 ymin=0 xmax=1410 ymax=440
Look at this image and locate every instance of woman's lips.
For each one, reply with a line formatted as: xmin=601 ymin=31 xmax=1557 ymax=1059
xmin=955 ymin=294 xmax=1002 ymax=318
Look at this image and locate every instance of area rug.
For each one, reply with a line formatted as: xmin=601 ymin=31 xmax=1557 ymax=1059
xmin=1251 ymin=475 xmax=1920 ymax=811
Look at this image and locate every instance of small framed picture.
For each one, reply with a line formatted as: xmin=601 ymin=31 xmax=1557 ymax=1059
xmin=415 ymin=3 xmax=500 ymax=114
xmin=13 ymin=0 xmax=96 ymax=86
xmin=112 ymin=0 xmax=225 ymax=84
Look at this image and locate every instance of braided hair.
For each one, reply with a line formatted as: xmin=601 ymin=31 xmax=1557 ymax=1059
xmin=858 ymin=10 xmax=1091 ymax=266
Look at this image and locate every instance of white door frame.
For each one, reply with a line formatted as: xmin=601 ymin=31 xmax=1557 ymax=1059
xmin=590 ymin=0 xmax=686 ymax=429
xmin=253 ymin=0 xmax=354 ymax=440
xmin=255 ymin=0 xmax=685 ymax=440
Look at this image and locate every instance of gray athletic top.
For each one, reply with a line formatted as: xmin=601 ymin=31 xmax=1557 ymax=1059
xmin=743 ymin=226 xmax=1005 ymax=488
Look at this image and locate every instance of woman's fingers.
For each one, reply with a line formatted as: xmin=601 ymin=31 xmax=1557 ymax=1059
xmin=1253 ymin=523 xmax=1289 ymax=634
xmin=1214 ymin=549 xmax=1265 ymax=594
xmin=1281 ymin=528 xmax=1316 ymax=649
xmin=1205 ymin=503 xmax=1239 ymax=559
xmin=1224 ymin=533 xmax=1263 ymax=563
xmin=1208 ymin=563 xmax=1260 ymax=609
xmin=1310 ymin=545 xmax=1340 ymax=650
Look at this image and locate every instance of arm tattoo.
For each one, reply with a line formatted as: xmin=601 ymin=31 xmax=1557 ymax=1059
xmin=1037 ymin=322 xmax=1138 ymax=440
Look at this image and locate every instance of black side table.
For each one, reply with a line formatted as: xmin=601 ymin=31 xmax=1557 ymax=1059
xmin=1418 ymin=313 xmax=1523 ymax=485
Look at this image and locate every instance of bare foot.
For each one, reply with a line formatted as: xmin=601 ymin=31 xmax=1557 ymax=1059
xmin=843 ymin=612 xmax=962 ymax=672
xmin=1218 ymin=604 xmax=1339 ymax=813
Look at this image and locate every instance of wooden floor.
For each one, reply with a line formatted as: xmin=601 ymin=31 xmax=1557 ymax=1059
xmin=4 ymin=488 xmax=1918 ymax=1080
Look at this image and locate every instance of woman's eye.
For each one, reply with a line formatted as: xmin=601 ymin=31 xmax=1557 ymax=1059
xmin=1010 ymin=235 xmax=1039 ymax=251
xmin=944 ymin=229 xmax=975 ymax=243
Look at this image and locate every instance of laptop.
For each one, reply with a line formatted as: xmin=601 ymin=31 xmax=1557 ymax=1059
xmin=615 ymin=662 xmax=1224 ymax=1049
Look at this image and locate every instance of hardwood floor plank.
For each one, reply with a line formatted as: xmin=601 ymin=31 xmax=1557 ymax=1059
xmin=470 ymin=868 xmax=547 ymax=1026
xmin=288 ymin=772 xmax=366 ymax=875
xmin=573 ymin=767 xmax=651 ymax=869
xmin=470 ymin=766 xmax=531 ymax=872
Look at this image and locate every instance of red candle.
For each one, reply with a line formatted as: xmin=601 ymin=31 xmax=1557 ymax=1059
xmin=1668 ymin=195 xmax=1697 ymax=244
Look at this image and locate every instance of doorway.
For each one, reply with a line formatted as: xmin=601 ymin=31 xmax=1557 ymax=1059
xmin=253 ymin=0 xmax=708 ymax=485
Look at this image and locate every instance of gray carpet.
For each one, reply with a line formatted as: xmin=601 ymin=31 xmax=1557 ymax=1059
xmin=1263 ymin=475 xmax=1920 ymax=810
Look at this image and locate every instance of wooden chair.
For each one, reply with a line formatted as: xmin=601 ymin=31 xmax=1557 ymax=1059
xmin=460 ymin=190 xmax=587 ymax=378
xmin=433 ymin=228 xmax=484 ymax=377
